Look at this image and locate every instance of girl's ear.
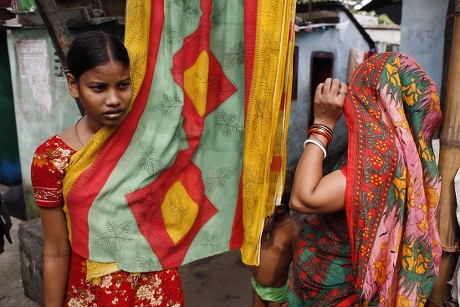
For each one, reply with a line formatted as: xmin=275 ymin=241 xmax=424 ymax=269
xmin=67 ymin=73 xmax=79 ymax=99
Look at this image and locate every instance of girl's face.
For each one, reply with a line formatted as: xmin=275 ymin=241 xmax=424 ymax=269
xmin=67 ymin=60 xmax=133 ymax=131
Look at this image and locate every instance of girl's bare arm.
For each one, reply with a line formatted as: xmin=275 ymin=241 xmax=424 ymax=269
xmin=39 ymin=206 xmax=70 ymax=307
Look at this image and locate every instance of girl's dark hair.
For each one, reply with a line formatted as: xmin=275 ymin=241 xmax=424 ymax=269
xmin=66 ymin=31 xmax=130 ymax=81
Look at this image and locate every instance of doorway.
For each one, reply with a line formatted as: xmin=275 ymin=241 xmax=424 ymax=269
xmin=309 ymin=51 xmax=334 ymax=125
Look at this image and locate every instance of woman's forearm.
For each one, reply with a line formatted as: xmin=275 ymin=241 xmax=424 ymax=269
xmin=289 ymin=78 xmax=347 ymax=214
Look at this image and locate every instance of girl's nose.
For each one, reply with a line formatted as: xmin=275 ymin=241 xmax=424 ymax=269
xmin=106 ymin=90 xmax=121 ymax=106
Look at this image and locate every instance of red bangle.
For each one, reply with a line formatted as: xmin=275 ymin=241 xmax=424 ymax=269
xmin=311 ymin=124 xmax=334 ymax=138
xmin=308 ymin=128 xmax=332 ymax=143
xmin=311 ymin=123 xmax=333 ymax=132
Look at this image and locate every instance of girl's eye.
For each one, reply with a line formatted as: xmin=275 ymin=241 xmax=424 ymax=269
xmin=91 ymin=86 xmax=105 ymax=92
xmin=119 ymin=81 xmax=131 ymax=89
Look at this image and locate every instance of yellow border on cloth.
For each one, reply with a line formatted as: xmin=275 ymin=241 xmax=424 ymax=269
xmin=241 ymin=0 xmax=296 ymax=265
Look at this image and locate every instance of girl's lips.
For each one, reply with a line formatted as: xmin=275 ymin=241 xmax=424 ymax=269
xmin=103 ymin=110 xmax=124 ymax=120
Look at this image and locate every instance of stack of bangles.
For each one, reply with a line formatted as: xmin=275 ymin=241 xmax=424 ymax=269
xmin=303 ymin=123 xmax=334 ymax=159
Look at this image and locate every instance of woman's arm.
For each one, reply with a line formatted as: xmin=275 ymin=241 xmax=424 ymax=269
xmin=290 ymin=78 xmax=347 ymax=214
xmin=39 ymin=206 xmax=70 ymax=307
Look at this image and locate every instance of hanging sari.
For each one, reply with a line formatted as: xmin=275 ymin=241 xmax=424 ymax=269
xmin=61 ymin=0 xmax=295 ymax=282
xmin=288 ymin=52 xmax=442 ymax=306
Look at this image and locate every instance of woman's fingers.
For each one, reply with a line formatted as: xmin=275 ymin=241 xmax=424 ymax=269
xmin=315 ymin=79 xmax=347 ymax=106
xmin=323 ymin=78 xmax=332 ymax=91
xmin=315 ymin=82 xmax=324 ymax=101
xmin=316 ymin=78 xmax=345 ymax=97
xmin=330 ymin=78 xmax=341 ymax=95
xmin=313 ymin=78 xmax=346 ymax=128
xmin=338 ymin=82 xmax=348 ymax=96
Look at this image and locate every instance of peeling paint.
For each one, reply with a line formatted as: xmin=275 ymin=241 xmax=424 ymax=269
xmin=16 ymin=39 xmax=52 ymax=112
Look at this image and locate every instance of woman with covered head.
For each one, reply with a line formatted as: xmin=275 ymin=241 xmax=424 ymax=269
xmin=288 ymin=52 xmax=442 ymax=306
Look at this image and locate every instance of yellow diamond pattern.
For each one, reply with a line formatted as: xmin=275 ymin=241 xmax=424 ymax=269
xmin=161 ymin=181 xmax=199 ymax=245
xmin=184 ymin=50 xmax=209 ymax=116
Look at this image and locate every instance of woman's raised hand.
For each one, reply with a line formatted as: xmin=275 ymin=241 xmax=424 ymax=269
xmin=313 ymin=78 xmax=347 ymax=129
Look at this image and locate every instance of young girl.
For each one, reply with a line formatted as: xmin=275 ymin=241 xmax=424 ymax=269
xmin=251 ymin=201 xmax=300 ymax=307
xmin=31 ymin=31 xmax=184 ymax=306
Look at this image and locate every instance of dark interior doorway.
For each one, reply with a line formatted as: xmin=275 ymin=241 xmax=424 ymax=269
xmin=309 ymin=51 xmax=334 ymax=125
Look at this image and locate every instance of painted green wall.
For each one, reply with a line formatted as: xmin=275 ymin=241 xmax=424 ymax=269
xmin=7 ymin=29 xmax=80 ymax=218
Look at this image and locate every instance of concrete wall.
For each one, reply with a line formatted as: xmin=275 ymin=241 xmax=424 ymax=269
xmin=286 ymin=11 xmax=373 ymax=182
xmin=366 ymin=27 xmax=400 ymax=53
xmin=399 ymin=0 xmax=449 ymax=88
xmin=7 ymin=29 xmax=80 ymax=218
xmin=366 ymin=27 xmax=400 ymax=46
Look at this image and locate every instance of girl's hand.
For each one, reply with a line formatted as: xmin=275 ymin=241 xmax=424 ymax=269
xmin=313 ymin=78 xmax=347 ymax=129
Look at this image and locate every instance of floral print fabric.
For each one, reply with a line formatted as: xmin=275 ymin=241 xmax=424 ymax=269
xmin=288 ymin=213 xmax=357 ymax=307
xmin=31 ymin=135 xmax=76 ymax=208
xmin=288 ymin=52 xmax=442 ymax=307
xmin=345 ymin=52 xmax=442 ymax=306
xmin=66 ymin=252 xmax=184 ymax=306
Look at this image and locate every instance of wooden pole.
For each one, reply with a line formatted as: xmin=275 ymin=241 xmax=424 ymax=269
xmin=34 ymin=0 xmax=85 ymax=115
xmin=427 ymin=1 xmax=460 ymax=305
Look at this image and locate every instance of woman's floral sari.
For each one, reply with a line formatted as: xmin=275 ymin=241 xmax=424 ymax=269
xmin=288 ymin=52 xmax=442 ymax=306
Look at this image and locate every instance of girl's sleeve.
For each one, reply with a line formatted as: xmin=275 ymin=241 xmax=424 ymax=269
xmin=31 ymin=138 xmax=70 ymax=208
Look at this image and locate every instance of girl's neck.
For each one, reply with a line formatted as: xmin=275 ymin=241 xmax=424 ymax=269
xmin=74 ymin=115 xmax=99 ymax=147
xmin=273 ymin=212 xmax=291 ymax=226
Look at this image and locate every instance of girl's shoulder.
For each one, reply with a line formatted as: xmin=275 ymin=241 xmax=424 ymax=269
xmin=33 ymin=135 xmax=76 ymax=170
xmin=34 ymin=135 xmax=75 ymax=156
xmin=31 ymin=135 xmax=75 ymax=207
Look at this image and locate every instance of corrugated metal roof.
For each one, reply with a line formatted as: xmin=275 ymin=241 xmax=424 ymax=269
xmin=360 ymin=0 xmax=401 ymax=24
xmin=296 ymin=1 xmax=376 ymax=49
